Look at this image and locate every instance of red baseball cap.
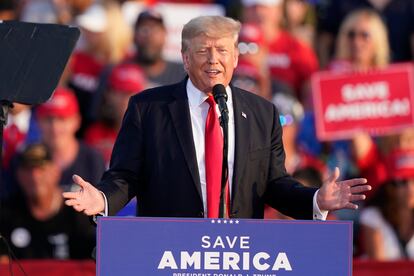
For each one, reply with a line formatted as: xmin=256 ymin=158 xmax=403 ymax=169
xmin=108 ymin=63 xmax=146 ymax=94
xmin=37 ymin=87 xmax=79 ymax=118
xmin=239 ymin=23 xmax=265 ymax=45
xmin=386 ymin=149 xmax=414 ymax=180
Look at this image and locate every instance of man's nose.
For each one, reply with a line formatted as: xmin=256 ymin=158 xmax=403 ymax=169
xmin=208 ymin=50 xmax=219 ymax=64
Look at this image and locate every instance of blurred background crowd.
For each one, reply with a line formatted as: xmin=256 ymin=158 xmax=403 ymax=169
xmin=0 ymin=0 xmax=414 ymax=265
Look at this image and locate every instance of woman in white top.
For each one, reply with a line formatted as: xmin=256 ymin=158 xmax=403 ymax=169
xmin=360 ymin=176 xmax=414 ymax=260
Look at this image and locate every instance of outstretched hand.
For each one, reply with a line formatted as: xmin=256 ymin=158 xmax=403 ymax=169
xmin=317 ymin=167 xmax=371 ymax=211
xmin=62 ymin=175 xmax=105 ymax=216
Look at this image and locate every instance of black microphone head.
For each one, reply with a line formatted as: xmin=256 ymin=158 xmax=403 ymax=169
xmin=212 ymin=84 xmax=227 ymax=103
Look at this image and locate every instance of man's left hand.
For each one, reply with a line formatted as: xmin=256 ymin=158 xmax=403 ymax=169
xmin=317 ymin=167 xmax=371 ymax=211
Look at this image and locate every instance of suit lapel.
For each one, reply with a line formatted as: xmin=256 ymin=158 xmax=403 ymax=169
xmin=168 ymin=79 xmax=203 ymax=201
xmin=231 ymin=86 xmax=250 ymax=201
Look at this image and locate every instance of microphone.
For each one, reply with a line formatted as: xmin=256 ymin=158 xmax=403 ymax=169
xmin=212 ymin=84 xmax=228 ymax=126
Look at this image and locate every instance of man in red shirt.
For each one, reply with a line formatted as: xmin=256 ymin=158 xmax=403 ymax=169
xmin=85 ymin=63 xmax=147 ymax=165
xmin=241 ymin=0 xmax=319 ymax=100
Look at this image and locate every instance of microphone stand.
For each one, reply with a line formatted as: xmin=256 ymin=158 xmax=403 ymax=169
xmin=218 ymin=113 xmax=229 ymax=218
xmin=0 ymin=100 xmax=12 ymax=222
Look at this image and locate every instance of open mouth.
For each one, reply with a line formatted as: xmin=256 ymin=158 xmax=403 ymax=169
xmin=205 ymin=69 xmax=221 ymax=76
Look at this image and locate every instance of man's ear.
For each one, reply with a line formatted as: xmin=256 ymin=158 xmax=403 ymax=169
xmin=181 ymin=52 xmax=190 ymax=72
xmin=233 ymin=47 xmax=239 ymax=68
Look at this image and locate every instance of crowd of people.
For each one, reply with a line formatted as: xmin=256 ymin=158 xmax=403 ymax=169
xmin=0 ymin=0 xmax=414 ymax=263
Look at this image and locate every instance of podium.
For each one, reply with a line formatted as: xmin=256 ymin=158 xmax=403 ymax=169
xmin=97 ymin=217 xmax=352 ymax=275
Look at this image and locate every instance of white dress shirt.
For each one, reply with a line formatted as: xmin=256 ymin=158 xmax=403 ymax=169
xmin=186 ymin=79 xmax=235 ymax=216
xmin=7 ymin=108 xmax=31 ymax=133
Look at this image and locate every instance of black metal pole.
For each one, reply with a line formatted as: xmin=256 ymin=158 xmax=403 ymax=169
xmin=0 ymin=100 xmax=12 ymax=198
xmin=219 ymin=115 xmax=229 ymax=218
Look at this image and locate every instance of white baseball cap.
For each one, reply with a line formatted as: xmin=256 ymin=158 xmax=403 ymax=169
xmin=242 ymin=0 xmax=282 ymax=6
xmin=76 ymin=4 xmax=107 ymax=33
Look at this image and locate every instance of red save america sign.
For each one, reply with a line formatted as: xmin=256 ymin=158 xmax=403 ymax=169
xmin=311 ymin=63 xmax=414 ymax=141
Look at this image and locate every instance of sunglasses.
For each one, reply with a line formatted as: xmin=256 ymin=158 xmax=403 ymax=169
xmin=347 ymin=30 xmax=371 ymax=41
xmin=238 ymin=42 xmax=259 ymax=55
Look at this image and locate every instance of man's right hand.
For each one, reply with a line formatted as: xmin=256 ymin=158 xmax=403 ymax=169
xmin=63 ymin=175 xmax=105 ymax=216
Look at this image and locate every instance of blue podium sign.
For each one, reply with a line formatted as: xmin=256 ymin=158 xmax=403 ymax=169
xmin=97 ymin=217 xmax=352 ymax=276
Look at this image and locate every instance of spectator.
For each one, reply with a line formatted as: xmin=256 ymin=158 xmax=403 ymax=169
xmin=0 ymin=143 xmax=95 ymax=260
xmin=299 ymin=8 xmax=392 ymax=189
xmin=68 ymin=0 xmax=132 ymax=135
xmin=359 ymin=149 xmax=414 ymax=260
xmin=132 ymin=9 xmax=186 ymax=87
xmin=36 ymin=87 xmax=105 ymax=192
xmin=85 ymin=63 xmax=147 ymax=165
xmin=332 ymin=8 xmax=389 ymax=72
xmin=283 ymin=0 xmax=317 ymax=47
xmin=316 ymin=0 xmax=414 ymax=67
xmin=233 ymin=23 xmax=294 ymax=100
xmin=241 ymin=0 xmax=319 ymax=101
xmin=1 ymin=103 xmax=41 ymax=199
xmin=354 ymin=127 xmax=414 ymax=200
xmin=85 ymin=63 xmax=147 ymax=216
xmin=299 ymin=9 xmax=390 ymax=160
xmin=3 ymin=104 xmax=41 ymax=169
xmin=329 ymin=8 xmax=393 ymax=198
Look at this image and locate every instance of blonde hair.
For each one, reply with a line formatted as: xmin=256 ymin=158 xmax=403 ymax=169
xmin=181 ymin=16 xmax=241 ymax=52
xmin=335 ymin=9 xmax=390 ymax=68
xmin=100 ymin=0 xmax=132 ymax=64
xmin=83 ymin=1 xmax=132 ymax=64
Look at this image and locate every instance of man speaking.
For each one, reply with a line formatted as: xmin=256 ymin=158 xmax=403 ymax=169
xmin=63 ymin=16 xmax=370 ymax=220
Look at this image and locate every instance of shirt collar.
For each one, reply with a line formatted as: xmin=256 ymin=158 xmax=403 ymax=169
xmin=186 ymin=78 xmax=233 ymax=108
xmin=7 ymin=108 xmax=32 ymax=133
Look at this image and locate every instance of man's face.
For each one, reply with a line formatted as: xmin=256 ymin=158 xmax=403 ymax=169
xmin=182 ymin=34 xmax=239 ymax=94
xmin=134 ymin=20 xmax=166 ymax=64
xmin=17 ymin=163 xmax=60 ymax=200
xmin=105 ymin=90 xmax=135 ymax=123
xmin=38 ymin=115 xmax=80 ymax=149
xmin=347 ymin=17 xmax=375 ymax=67
xmin=243 ymin=4 xmax=282 ymax=29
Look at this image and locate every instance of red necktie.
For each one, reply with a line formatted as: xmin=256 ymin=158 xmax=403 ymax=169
xmin=205 ymin=96 xmax=223 ymax=218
